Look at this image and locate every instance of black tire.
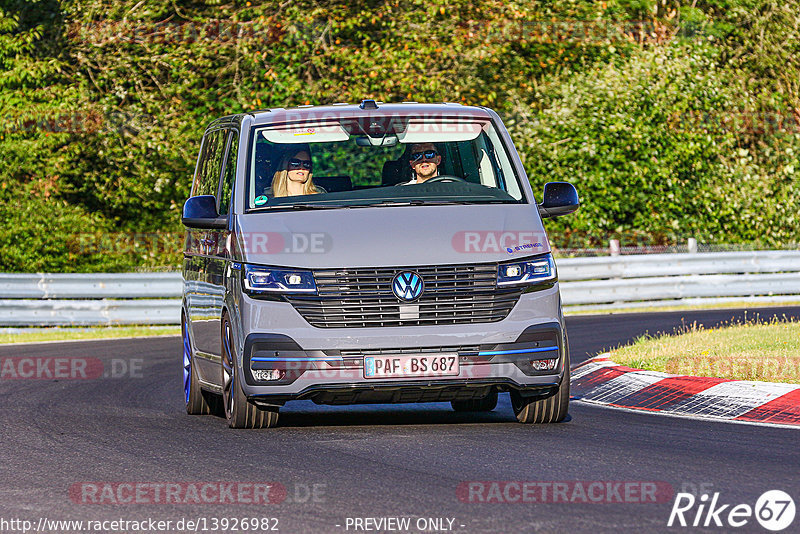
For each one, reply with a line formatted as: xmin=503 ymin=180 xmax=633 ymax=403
xmin=451 ymin=390 xmax=498 ymax=412
xmin=183 ymin=316 xmax=214 ymax=415
xmin=510 ymin=350 xmax=570 ymax=424
xmin=221 ymin=314 xmax=279 ymax=429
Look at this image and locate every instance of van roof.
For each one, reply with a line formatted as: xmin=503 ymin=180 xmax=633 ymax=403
xmin=206 ymin=101 xmax=494 ymax=131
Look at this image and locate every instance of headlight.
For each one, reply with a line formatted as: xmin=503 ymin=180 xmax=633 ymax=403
xmin=497 ymin=253 xmax=557 ymax=286
xmin=243 ymin=264 xmax=317 ymax=294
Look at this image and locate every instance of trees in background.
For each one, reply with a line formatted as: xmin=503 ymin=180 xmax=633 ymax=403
xmin=1 ymin=0 xmax=798 ymax=270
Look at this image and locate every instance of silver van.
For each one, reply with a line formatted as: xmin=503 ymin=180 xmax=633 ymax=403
xmin=181 ymin=101 xmax=579 ymax=428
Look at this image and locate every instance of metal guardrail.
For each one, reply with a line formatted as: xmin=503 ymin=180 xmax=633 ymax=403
xmin=0 ymin=272 xmax=182 ymax=299
xmin=2 ymin=250 xmax=799 ymax=325
xmin=556 ymin=251 xmax=800 ymax=280
xmin=557 ymin=250 xmax=800 ymax=310
xmin=0 ymin=299 xmax=179 ymax=326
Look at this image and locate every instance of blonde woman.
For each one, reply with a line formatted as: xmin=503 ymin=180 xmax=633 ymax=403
xmin=267 ymin=146 xmax=325 ymax=197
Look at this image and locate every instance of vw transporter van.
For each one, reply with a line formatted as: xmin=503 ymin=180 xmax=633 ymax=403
xmin=181 ymin=101 xmax=579 ymax=428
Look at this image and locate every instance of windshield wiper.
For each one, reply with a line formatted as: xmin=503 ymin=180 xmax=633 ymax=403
xmin=251 ymin=198 xmax=510 ymax=212
xmin=423 ymin=200 xmax=477 ymax=205
xmin=350 ymin=199 xmax=509 ymax=208
xmin=288 ymin=203 xmax=346 ymax=210
xmin=251 ymin=203 xmax=346 ymax=212
xmin=348 ymin=200 xmax=428 ymax=208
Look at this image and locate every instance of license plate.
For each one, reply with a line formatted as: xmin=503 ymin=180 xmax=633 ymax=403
xmin=363 ymin=354 xmax=459 ymax=379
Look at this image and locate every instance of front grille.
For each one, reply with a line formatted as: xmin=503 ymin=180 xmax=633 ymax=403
xmin=285 ymin=263 xmax=523 ymax=328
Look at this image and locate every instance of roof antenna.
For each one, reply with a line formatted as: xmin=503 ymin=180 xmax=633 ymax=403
xmin=360 ymin=99 xmax=379 ymax=110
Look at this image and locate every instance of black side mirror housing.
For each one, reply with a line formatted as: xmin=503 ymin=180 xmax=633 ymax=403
xmin=538 ymin=182 xmax=580 ymax=218
xmin=182 ymin=195 xmax=228 ymax=229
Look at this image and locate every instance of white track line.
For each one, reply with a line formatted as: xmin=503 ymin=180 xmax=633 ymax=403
xmin=574 ymin=399 xmax=800 ymax=430
xmin=667 ymin=381 xmax=800 ymax=419
xmin=571 ymin=359 xmax=617 ymax=380
xmin=577 ymin=370 xmax=671 ymax=404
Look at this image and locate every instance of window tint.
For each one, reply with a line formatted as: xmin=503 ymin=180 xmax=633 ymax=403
xmin=219 ymin=131 xmax=238 ymax=215
xmin=192 ymin=129 xmax=227 ymax=197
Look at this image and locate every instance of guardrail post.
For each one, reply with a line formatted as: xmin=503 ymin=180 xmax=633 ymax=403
xmin=688 ymin=238 xmax=698 ymax=254
xmin=608 ymin=239 xmax=622 ymax=305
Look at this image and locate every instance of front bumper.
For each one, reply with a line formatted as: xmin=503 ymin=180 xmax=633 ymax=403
xmin=241 ymin=322 xmax=566 ymax=407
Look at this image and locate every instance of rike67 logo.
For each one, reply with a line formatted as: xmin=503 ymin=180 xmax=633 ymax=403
xmin=668 ymin=490 xmax=795 ymax=531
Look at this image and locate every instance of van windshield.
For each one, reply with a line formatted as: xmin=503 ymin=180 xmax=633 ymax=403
xmin=245 ymin=117 xmax=527 ymax=210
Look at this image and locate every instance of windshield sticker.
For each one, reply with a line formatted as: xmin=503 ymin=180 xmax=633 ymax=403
xmin=261 ymin=124 xmax=350 ymax=143
xmin=254 ymin=195 xmax=269 ymax=206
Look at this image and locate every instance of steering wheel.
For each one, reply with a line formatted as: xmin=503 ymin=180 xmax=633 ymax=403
xmin=425 ymin=175 xmax=467 ymax=183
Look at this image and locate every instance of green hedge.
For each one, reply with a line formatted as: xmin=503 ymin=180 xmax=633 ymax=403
xmin=515 ymin=42 xmax=800 ymax=247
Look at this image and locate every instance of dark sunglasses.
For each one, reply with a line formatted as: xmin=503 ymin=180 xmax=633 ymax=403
xmin=288 ymin=158 xmax=312 ymax=170
xmin=410 ymin=150 xmax=439 ymax=162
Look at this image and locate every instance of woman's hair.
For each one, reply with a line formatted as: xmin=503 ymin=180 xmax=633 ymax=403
xmin=270 ymin=145 xmax=317 ymax=197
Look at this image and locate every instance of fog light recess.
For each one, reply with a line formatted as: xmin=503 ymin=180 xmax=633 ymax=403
xmin=252 ymin=369 xmax=285 ymax=381
xmin=530 ymin=358 xmax=558 ymax=371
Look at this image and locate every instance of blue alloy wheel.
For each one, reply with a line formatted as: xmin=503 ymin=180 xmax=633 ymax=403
xmin=183 ymin=324 xmax=192 ymax=404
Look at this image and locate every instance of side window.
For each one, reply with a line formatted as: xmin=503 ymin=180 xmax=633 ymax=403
xmin=455 ymin=141 xmax=480 ymax=183
xmin=191 ymin=135 xmax=208 ymax=196
xmin=192 ymin=129 xmax=227 ymax=197
xmin=218 ymin=131 xmax=238 ymax=215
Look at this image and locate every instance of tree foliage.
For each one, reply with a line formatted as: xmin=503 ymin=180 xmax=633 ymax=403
xmin=0 ymin=0 xmax=798 ymax=270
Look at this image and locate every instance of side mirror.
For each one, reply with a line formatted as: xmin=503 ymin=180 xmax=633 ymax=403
xmin=538 ymin=182 xmax=580 ymax=218
xmin=182 ymin=195 xmax=228 ymax=229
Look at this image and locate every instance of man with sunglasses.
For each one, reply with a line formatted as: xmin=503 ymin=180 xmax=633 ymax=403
xmin=403 ymin=142 xmax=442 ymax=184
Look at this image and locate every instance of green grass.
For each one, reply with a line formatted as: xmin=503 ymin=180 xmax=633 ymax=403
xmin=0 ymin=326 xmax=180 ymax=344
xmin=607 ymin=318 xmax=800 ymax=383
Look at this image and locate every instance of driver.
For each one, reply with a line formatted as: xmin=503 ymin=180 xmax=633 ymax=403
xmin=403 ymin=143 xmax=441 ymax=184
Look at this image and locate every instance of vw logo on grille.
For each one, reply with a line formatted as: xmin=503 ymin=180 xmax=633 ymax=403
xmin=392 ymin=271 xmax=424 ymax=301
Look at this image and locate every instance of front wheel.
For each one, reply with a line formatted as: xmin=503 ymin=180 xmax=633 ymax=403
xmin=510 ymin=352 xmax=570 ymax=424
xmin=221 ymin=314 xmax=279 ymax=429
xmin=183 ymin=316 xmax=214 ymax=415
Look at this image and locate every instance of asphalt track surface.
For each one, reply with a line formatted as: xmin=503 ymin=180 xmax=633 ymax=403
xmin=2 ymin=307 xmax=799 ymax=534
